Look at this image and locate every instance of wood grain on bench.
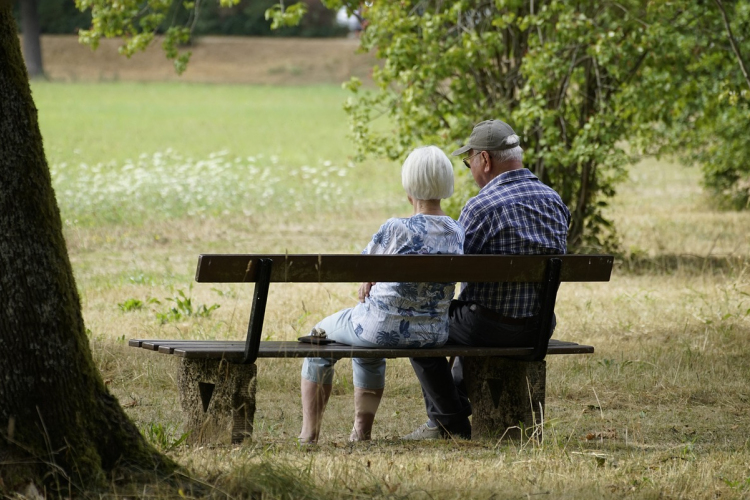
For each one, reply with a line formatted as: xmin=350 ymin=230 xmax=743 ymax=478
xmin=129 ymin=338 xmax=594 ymax=360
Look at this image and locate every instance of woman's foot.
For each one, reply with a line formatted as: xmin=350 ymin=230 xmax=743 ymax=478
xmin=349 ymin=427 xmax=370 ymax=442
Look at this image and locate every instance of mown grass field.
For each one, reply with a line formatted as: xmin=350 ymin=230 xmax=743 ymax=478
xmin=33 ymin=80 xmax=750 ymax=499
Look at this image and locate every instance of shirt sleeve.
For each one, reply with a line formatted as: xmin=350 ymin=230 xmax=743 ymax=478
xmin=458 ymin=202 xmax=490 ymax=255
xmin=362 ymin=219 xmax=393 ymax=255
xmin=455 ymin=222 xmax=466 ymax=254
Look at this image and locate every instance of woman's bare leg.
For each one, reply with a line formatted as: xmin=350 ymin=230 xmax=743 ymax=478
xmin=299 ymin=378 xmax=333 ymax=444
xmin=349 ymin=387 xmax=384 ymax=441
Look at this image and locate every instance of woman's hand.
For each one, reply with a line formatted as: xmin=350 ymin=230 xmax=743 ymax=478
xmin=358 ymin=282 xmax=377 ymax=302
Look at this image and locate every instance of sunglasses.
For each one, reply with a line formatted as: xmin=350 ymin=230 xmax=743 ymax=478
xmin=462 ymin=150 xmax=482 ymax=169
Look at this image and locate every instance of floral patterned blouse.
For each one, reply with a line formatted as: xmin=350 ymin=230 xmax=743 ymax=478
xmin=349 ymin=214 xmax=465 ymax=348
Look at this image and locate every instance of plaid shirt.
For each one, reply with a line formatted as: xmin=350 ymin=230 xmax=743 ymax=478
xmin=458 ymin=168 xmax=570 ymax=317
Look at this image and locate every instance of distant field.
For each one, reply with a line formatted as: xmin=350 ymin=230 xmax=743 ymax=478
xmin=33 ymin=78 xmax=750 ymax=499
xmin=34 ymin=82 xmax=357 ymax=164
xmin=33 ymin=81 xmax=402 ymax=225
xmin=37 ymin=35 xmax=377 ymax=85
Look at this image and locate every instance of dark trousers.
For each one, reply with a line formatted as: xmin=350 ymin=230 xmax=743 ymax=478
xmin=409 ymin=300 xmax=555 ymax=433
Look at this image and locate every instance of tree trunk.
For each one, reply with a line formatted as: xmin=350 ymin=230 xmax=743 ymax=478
xmin=462 ymin=357 xmax=546 ymax=441
xmin=19 ymin=0 xmax=43 ymax=79
xmin=179 ymin=359 xmax=257 ymax=445
xmin=0 ymin=4 xmax=176 ymax=492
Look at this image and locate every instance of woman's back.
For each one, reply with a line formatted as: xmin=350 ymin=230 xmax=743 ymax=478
xmin=350 ymin=214 xmax=464 ymax=348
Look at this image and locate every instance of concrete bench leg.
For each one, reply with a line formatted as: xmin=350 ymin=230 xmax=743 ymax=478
xmin=178 ymin=358 xmax=257 ymax=444
xmin=462 ymin=357 xmax=546 ymax=441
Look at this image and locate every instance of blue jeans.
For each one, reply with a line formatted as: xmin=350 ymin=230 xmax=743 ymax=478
xmin=301 ymin=308 xmax=386 ymax=390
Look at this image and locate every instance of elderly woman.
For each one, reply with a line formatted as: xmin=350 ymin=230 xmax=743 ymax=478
xmin=299 ymin=145 xmax=464 ymax=444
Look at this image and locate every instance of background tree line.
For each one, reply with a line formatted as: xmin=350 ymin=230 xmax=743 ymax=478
xmin=14 ymin=0 xmax=345 ymax=36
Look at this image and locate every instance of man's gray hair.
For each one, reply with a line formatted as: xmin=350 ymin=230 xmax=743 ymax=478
xmin=488 ymin=135 xmax=524 ymax=163
xmin=402 ymin=145 xmax=454 ymax=200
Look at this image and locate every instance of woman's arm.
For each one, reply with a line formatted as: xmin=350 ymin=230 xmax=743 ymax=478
xmin=358 ymin=219 xmax=396 ymax=302
xmin=358 ymin=281 xmax=377 ymax=302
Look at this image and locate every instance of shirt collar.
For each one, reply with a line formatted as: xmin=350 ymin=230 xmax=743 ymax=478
xmin=481 ymin=168 xmax=538 ymax=191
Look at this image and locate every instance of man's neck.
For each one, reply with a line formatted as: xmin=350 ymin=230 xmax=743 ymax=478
xmin=496 ymin=160 xmax=524 ymax=174
xmin=486 ymin=160 xmax=524 ymax=183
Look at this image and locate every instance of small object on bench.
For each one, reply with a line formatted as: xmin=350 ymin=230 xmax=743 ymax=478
xmin=130 ymin=254 xmax=613 ymax=444
xmin=298 ymin=327 xmax=337 ymax=345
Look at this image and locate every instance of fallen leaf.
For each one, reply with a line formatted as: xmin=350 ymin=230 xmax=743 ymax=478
xmin=585 ymin=429 xmax=617 ymax=440
xmin=123 ymin=398 xmax=139 ymax=408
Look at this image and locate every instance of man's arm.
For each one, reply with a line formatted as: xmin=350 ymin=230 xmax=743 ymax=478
xmin=458 ymin=203 xmax=492 ymax=255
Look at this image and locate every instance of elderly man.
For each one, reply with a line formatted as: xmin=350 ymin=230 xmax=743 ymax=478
xmin=403 ymin=119 xmax=571 ymax=440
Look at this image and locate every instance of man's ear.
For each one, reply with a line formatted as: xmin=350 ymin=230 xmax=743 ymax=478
xmin=483 ymin=152 xmax=492 ymax=173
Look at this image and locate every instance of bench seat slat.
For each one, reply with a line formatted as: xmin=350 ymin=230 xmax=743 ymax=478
xmin=196 ymin=254 xmax=614 ymax=284
xmin=156 ymin=342 xmax=245 ymax=354
xmin=141 ymin=340 xmax=243 ymax=351
xmin=129 ymin=339 xmax=593 ymax=361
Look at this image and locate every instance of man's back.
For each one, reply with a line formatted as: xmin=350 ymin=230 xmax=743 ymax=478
xmin=458 ymin=168 xmax=570 ymax=317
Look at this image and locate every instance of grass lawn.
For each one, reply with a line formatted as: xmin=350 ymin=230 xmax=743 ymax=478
xmin=34 ymin=81 xmax=401 ymax=226
xmin=34 ymin=81 xmax=750 ymax=499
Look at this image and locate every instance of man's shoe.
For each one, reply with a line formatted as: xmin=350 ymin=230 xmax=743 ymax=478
xmin=400 ymin=422 xmax=442 ymax=440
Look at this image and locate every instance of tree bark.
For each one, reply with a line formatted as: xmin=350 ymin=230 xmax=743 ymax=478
xmin=0 ymin=4 xmax=176 ymax=492
xmin=19 ymin=0 xmax=44 ymax=79
xmin=462 ymin=357 xmax=546 ymax=441
xmin=179 ymin=359 xmax=257 ymax=445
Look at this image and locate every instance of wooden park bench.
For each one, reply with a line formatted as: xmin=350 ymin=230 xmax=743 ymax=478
xmin=130 ymin=253 xmax=613 ymax=444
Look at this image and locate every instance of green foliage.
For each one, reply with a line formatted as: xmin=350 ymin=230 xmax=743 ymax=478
xmin=341 ymin=1 xmax=750 ymax=249
xmin=443 ymin=166 xmax=475 ymax=221
xmin=76 ymin=0 xmax=196 ymax=73
xmin=142 ymin=422 xmax=189 ymax=451
xmin=625 ymin=1 xmax=750 ymax=211
xmin=118 ymin=297 xmax=159 ymax=312
xmin=156 ymin=286 xmax=220 ymax=323
xmin=73 ymin=0 xmax=346 ymax=72
xmin=342 ymin=1 xmax=655 ymax=251
xmin=185 ymin=0 xmax=347 ymax=37
xmin=265 ymin=1 xmax=308 ymax=30
xmin=117 ymin=298 xmax=144 ymax=312
xmin=75 ymin=0 xmax=346 ymax=72
xmin=24 ymin=0 xmax=346 ymax=37
xmin=721 ymin=476 xmax=750 ymax=490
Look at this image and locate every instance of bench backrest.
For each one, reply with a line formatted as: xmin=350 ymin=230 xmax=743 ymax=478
xmin=195 ymin=254 xmax=614 ymax=365
xmin=195 ymin=254 xmax=614 ymax=283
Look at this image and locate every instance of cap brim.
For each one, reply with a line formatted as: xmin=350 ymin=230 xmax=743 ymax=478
xmin=451 ymin=144 xmax=472 ymax=156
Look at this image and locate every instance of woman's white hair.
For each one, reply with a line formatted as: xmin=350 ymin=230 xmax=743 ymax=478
xmin=401 ymin=145 xmax=454 ymax=200
xmin=488 ymin=135 xmax=524 ymax=163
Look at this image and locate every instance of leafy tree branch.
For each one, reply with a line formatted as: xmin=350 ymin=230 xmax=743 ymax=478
xmin=714 ymin=0 xmax=750 ymax=91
